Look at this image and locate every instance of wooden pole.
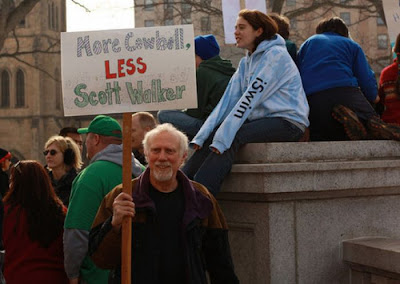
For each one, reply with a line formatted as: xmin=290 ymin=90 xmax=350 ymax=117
xmin=121 ymin=113 xmax=132 ymax=284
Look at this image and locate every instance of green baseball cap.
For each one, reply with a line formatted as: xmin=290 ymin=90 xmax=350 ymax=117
xmin=78 ymin=115 xmax=122 ymax=138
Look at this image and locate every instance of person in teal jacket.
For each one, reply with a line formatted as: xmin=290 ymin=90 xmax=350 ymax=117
xmin=158 ymin=34 xmax=236 ymax=140
xmin=63 ymin=115 xmax=143 ymax=284
xmin=269 ymin=13 xmax=297 ymax=62
xmin=182 ymin=9 xmax=309 ymax=196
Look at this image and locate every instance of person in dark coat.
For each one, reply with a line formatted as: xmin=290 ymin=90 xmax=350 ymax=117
xmin=89 ymin=124 xmax=239 ymax=284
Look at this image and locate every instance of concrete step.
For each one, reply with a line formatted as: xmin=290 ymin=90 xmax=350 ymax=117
xmin=223 ymin=158 xmax=400 ymax=194
xmin=235 ymin=140 xmax=400 ymax=163
xmin=222 ymin=140 xmax=400 ymax=194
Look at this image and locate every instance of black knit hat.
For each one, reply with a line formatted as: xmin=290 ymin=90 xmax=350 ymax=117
xmin=0 ymin=148 xmax=11 ymax=164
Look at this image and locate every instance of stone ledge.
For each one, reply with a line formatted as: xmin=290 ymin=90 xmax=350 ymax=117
xmin=235 ymin=140 xmax=400 ymax=164
xmin=343 ymin=237 xmax=400 ymax=275
xmin=222 ymin=159 xmax=400 ymax=194
xmin=221 ymin=140 xmax=400 ymax=195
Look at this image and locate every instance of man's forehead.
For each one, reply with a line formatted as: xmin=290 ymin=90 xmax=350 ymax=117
xmin=67 ymin=132 xmax=82 ymax=141
xmin=149 ymin=131 xmax=179 ymax=147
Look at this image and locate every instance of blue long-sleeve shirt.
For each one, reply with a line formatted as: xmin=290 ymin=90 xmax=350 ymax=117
xmin=297 ymin=32 xmax=377 ymax=101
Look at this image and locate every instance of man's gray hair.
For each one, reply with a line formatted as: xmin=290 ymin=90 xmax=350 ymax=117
xmin=143 ymin=123 xmax=188 ymax=156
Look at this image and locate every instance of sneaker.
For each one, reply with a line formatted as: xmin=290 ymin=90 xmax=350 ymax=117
xmin=332 ymin=105 xmax=367 ymax=140
xmin=367 ymin=116 xmax=400 ymax=140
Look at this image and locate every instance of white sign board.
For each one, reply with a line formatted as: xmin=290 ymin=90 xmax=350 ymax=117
xmin=222 ymin=0 xmax=241 ymax=44
xmin=382 ymin=0 xmax=400 ymax=44
xmin=222 ymin=0 xmax=267 ymax=44
xmin=61 ymin=25 xmax=197 ymax=116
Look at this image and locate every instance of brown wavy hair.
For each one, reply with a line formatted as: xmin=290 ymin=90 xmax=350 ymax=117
xmin=238 ymin=9 xmax=278 ymax=53
xmin=4 ymin=160 xmax=65 ymax=248
xmin=268 ymin=13 xmax=290 ymax=39
xmin=316 ymin=17 xmax=349 ymax=37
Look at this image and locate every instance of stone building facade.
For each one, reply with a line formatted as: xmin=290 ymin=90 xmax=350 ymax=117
xmin=0 ymin=0 xmax=94 ymax=163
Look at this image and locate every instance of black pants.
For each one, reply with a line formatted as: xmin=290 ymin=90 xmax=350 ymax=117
xmin=307 ymin=86 xmax=377 ymax=141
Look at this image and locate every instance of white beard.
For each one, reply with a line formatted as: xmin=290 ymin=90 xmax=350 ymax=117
xmin=153 ymin=162 xmax=173 ymax=181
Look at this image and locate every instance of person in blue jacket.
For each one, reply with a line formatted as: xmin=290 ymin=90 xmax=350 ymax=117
xmin=182 ymin=9 xmax=310 ymax=196
xmin=297 ymin=17 xmax=382 ymax=141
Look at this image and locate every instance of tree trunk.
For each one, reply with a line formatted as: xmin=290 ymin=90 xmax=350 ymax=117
xmin=270 ymin=0 xmax=285 ymax=14
xmin=0 ymin=0 xmax=41 ymax=53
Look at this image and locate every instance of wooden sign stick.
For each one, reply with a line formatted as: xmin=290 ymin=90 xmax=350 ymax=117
xmin=121 ymin=112 xmax=133 ymax=284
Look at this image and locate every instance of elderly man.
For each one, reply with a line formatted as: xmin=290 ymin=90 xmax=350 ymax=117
xmin=64 ymin=115 xmax=143 ymax=284
xmin=89 ymin=123 xmax=239 ymax=283
xmin=131 ymin=111 xmax=157 ymax=165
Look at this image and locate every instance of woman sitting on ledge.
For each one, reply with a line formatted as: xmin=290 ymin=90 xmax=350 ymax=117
xmin=182 ymin=9 xmax=309 ymax=196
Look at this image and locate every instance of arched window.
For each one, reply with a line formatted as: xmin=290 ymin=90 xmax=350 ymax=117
xmin=56 ymin=4 xmax=59 ymax=31
xmin=51 ymin=3 xmax=55 ymax=30
xmin=16 ymin=69 xmax=25 ymax=107
xmin=48 ymin=3 xmax=51 ymax=29
xmin=1 ymin=70 xmax=10 ymax=108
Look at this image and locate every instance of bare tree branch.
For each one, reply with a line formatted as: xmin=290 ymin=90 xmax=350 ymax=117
xmin=12 ymin=55 xmax=58 ymax=80
xmin=70 ymin=0 xmax=91 ymax=13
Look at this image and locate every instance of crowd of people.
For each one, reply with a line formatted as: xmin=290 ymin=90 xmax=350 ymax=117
xmin=0 ymin=8 xmax=399 ymax=284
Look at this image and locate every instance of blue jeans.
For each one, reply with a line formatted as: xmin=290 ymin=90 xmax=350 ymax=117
xmin=182 ymin=117 xmax=304 ymax=196
xmin=158 ymin=110 xmax=204 ymax=140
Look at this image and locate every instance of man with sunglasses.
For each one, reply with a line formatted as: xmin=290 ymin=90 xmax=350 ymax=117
xmin=63 ymin=115 xmax=144 ymax=284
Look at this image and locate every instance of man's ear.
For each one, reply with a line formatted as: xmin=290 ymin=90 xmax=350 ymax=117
xmin=93 ymin=134 xmax=101 ymax=145
xmin=181 ymin=151 xmax=188 ymax=165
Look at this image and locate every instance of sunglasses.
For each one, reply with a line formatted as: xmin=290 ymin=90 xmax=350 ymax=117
xmin=43 ymin=149 xmax=58 ymax=156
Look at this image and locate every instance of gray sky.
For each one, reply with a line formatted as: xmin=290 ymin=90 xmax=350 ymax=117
xmin=66 ymin=0 xmax=135 ymax=32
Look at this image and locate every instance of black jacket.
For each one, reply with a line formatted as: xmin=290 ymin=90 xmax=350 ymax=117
xmin=89 ymin=169 xmax=239 ymax=284
xmin=47 ymin=167 xmax=77 ymax=207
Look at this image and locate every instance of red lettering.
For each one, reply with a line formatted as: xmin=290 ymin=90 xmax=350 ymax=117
xmin=126 ymin=58 xmax=136 ymax=75
xmin=137 ymin=57 xmax=147 ymax=74
xmin=105 ymin=58 xmax=147 ymax=79
xmin=104 ymin=60 xmax=116 ymax=79
xmin=117 ymin=59 xmax=126 ymax=78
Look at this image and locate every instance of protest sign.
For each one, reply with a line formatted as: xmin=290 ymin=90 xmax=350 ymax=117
xmin=382 ymin=0 xmax=400 ymax=45
xmin=222 ymin=0 xmax=267 ymax=44
xmin=61 ymin=25 xmax=197 ymax=116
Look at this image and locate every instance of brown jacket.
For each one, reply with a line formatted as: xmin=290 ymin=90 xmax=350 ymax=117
xmin=89 ymin=169 xmax=238 ymax=284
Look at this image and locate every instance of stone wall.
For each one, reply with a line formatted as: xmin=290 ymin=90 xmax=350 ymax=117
xmin=343 ymin=237 xmax=400 ymax=283
xmin=218 ymin=140 xmax=400 ymax=283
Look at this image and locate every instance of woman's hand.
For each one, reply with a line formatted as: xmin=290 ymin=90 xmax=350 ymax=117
xmin=210 ymin=147 xmax=221 ymax=155
xmin=192 ymin=143 xmax=202 ymax=150
xmin=111 ymin=192 xmax=135 ymax=232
